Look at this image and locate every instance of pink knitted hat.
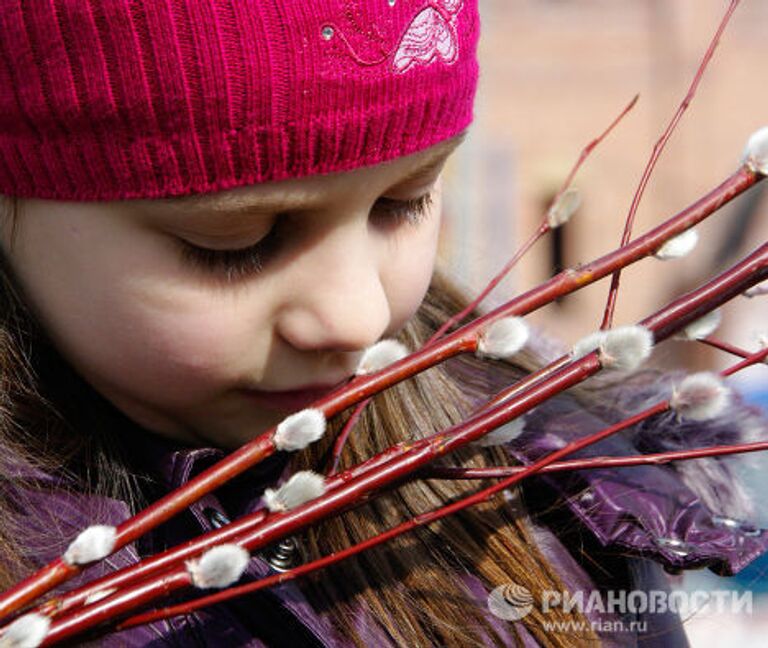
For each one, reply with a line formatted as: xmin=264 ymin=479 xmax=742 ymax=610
xmin=0 ymin=0 xmax=479 ymax=201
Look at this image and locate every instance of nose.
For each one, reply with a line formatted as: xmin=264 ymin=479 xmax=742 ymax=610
xmin=275 ymin=220 xmax=392 ymax=353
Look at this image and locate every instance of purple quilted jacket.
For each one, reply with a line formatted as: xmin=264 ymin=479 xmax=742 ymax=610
xmin=6 ymin=361 xmax=767 ymax=647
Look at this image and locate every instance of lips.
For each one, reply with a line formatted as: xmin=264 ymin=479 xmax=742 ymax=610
xmin=240 ymin=379 xmax=351 ymax=413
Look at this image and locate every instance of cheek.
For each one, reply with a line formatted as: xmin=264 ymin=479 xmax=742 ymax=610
xmin=381 ymin=198 xmax=442 ymax=330
xmin=16 ymin=236 xmax=274 ymax=404
xmin=81 ymin=286 xmax=275 ymax=398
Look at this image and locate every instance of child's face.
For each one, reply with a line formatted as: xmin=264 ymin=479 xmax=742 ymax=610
xmin=0 ymin=135 xmax=463 ymax=448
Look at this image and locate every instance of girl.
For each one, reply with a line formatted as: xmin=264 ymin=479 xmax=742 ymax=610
xmin=0 ymin=1 xmax=764 ymax=646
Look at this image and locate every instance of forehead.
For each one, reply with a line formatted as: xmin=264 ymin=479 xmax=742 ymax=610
xmin=129 ymin=132 xmax=466 ymax=220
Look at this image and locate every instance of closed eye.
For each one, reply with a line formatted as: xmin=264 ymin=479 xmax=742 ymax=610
xmin=372 ymin=193 xmax=434 ymax=227
xmin=177 ymin=192 xmax=434 ymax=282
xmin=177 ymin=225 xmax=282 ymax=282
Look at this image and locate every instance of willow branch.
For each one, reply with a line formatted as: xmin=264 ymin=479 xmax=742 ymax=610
xmin=0 ymin=156 xmax=759 ymax=625
xmin=424 ymin=440 xmax=768 ymax=480
xmin=0 ymin=158 xmax=759 ymax=624
xmin=327 ymin=96 xmax=639 ymax=476
xmin=115 ymin=353 xmax=768 ymax=630
xmin=44 ymin=327 xmax=766 ymax=619
xmin=699 ymin=336 xmax=754 ymax=360
xmin=37 ymin=244 xmax=767 ymax=645
xmin=600 ymin=0 xmax=742 ymax=329
xmin=429 ymin=94 xmax=638 ymax=345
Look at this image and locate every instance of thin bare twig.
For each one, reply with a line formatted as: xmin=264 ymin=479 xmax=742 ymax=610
xmin=326 ymin=96 xmax=640 ymax=477
xmin=117 ymin=344 xmax=768 ymax=631
xmin=38 ymin=244 xmax=767 ymax=645
xmin=600 ymin=0 xmax=742 ymax=329
xmin=699 ymin=336 xmax=752 ymax=359
xmin=0 ymin=163 xmax=758 ymax=623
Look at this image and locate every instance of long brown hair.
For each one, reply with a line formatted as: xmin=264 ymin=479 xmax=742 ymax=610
xmin=0 ymin=194 xmax=596 ymax=646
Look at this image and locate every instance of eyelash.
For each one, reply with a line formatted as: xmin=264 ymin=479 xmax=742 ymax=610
xmin=179 ymin=193 xmax=435 ymax=280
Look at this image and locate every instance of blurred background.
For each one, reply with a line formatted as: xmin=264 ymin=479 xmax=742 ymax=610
xmin=440 ymin=1 xmax=768 ymax=645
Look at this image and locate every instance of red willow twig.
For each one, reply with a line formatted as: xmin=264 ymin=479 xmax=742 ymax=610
xmin=324 ymin=94 xmax=641 ymax=475
xmin=426 ymin=440 xmax=768 ymax=480
xmin=600 ymin=0 xmax=742 ymax=330
xmin=37 ymin=243 xmax=768 ymax=645
xmin=42 ymin=291 xmax=658 ymax=621
xmin=325 ymin=222 xmax=552 ymax=473
xmin=39 ymin=314 xmax=615 ymax=620
xmin=112 ymin=349 xmax=768 ymax=630
xmin=35 ymin=335 xmax=584 ymax=623
xmin=325 ymin=396 xmax=365 ymax=475
xmin=38 ymin=443 xmax=409 ymax=620
xmin=543 ymin=95 xmax=639 ymax=238
xmin=43 ymin=316 xmax=599 ymax=619
xmin=4 ymin=169 xmax=761 ymax=632
xmin=0 ymin=161 xmax=760 ymax=623
xmin=699 ymin=336 xmax=753 ymax=359
xmin=428 ymin=344 xmax=768 ymax=479
xmin=37 ymin=241 xmax=768 ymax=622
xmin=428 ymin=95 xmax=639 ymax=346
xmin=48 ymin=321 xmax=610 ymax=622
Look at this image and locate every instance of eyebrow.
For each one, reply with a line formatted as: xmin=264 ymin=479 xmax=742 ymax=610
xmin=149 ymin=130 xmax=468 ymax=218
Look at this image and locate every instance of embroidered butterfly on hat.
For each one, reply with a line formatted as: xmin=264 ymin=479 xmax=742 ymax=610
xmin=393 ymin=0 xmax=463 ymax=73
xmin=320 ymin=0 xmax=465 ymax=74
